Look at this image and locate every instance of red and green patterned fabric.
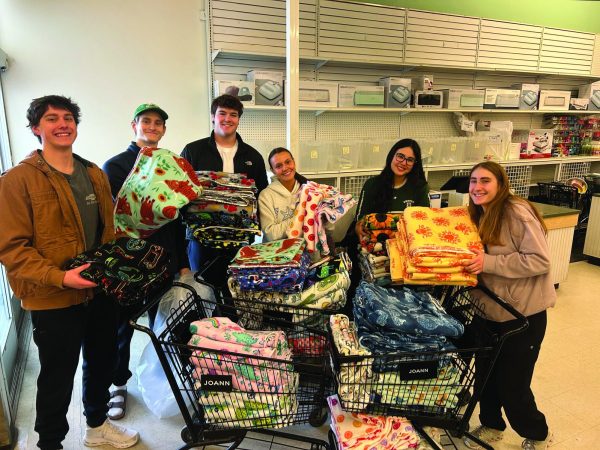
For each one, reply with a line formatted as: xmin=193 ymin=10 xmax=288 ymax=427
xmin=114 ymin=147 xmax=203 ymax=238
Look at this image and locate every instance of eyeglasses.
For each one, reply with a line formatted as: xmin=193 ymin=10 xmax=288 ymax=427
xmin=394 ymin=153 xmax=416 ymax=165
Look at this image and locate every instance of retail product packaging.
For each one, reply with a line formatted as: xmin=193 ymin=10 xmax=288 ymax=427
xmin=379 ymin=77 xmax=411 ymax=108
xmin=338 ymin=85 xmax=384 ymax=107
xmin=214 ymin=80 xmax=255 ymax=105
xmin=483 ymin=88 xmax=520 ymax=109
xmin=508 ymin=142 xmax=521 ymax=160
xmin=512 ymin=83 xmax=540 ymax=110
xmin=413 ymin=90 xmax=443 ymax=108
xmin=413 ymin=74 xmax=434 ymax=91
xmin=442 ymin=89 xmax=485 ymax=109
xmin=247 ymin=70 xmax=285 ymax=106
xmin=298 ymin=81 xmax=338 ymax=108
xmin=514 ymin=129 xmax=554 ymax=158
xmin=570 ymin=98 xmax=589 ymax=110
xmin=538 ymin=90 xmax=571 ymax=111
xmin=448 ymin=192 xmax=470 ymax=207
xmin=578 ymin=81 xmax=600 ymax=111
xmin=429 ymin=190 xmax=442 ymax=208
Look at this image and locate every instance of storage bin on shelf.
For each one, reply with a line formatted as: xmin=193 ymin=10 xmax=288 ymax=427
xmin=299 ymin=140 xmax=331 ymax=173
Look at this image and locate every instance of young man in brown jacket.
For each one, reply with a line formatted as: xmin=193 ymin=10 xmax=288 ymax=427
xmin=0 ymin=96 xmax=138 ymax=449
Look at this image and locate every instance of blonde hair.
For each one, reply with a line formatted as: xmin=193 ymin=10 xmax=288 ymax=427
xmin=468 ymin=161 xmax=546 ymax=246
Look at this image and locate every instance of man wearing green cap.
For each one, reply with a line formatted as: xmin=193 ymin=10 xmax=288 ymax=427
xmin=102 ymin=103 xmax=190 ymax=420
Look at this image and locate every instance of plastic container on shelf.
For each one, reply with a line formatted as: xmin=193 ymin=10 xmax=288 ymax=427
xmin=438 ymin=137 xmax=466 ymax=164
xmin=330 ymin=141 xmax=360 ymax=171
xmin=417 ymin=137 xmax=437 ymax=165
xmin=464 ymin=136 xmax=488 ymax=162
xmin=299 ymin=141 xmax=330 ymax=173
xmin=358 ymin=140 xmax=387 ymax=170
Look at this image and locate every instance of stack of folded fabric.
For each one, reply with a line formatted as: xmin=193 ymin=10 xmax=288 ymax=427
xmin=228 ymin=238 xmax=311 ymax=294
xmin=389 ymin=207 xmax=482 ymax=286
xmin=327 ymin=394 xmax=420 ymax=450
xmin=358 ymin=213 xmax=403 ymax=286
xmin=329 ymin=314 xmax=372 ymax=409
xmin=183 ymin=171 xmax=260 ymax=249
xmin=287 ymin=181 xmax=356 ymax=255
xmin=188 ymin=317 xmax=298 ymax=428
xmin=351 ymin=281 xmax=465 ymax=411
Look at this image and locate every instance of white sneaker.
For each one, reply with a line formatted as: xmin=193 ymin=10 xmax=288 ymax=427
xmin=84 ymin=420 xmax=139 ymax=448
xmin=522 ymin=432 xmax=553 ymax=449
xmin=463 ymin=425 xmax=504 ymax=449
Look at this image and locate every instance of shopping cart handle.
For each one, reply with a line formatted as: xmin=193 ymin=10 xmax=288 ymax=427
xmin=128 ymin=280 xmax=192 ymax=332
xmin=473 ymin=284 xmax=529 ymax=337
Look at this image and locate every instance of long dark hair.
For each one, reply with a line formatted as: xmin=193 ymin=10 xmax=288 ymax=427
xmin=267 ymin=147 xmax=308 ymax=184
xmin=370 ymin=138 xmax=427 ymax=213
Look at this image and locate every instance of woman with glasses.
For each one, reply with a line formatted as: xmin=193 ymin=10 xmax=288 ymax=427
xmin=354 ymin=138 xmax=430 ymax=241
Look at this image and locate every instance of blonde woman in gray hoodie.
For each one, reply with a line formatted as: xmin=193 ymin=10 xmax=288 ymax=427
xmin=258 ymin=147 xmax=309 ymax=242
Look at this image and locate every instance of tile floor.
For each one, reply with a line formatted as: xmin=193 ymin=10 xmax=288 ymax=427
xmin=12 ymin=261 xmax=600 ymax=449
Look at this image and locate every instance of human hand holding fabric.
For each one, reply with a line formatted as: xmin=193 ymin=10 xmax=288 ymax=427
xmin=464 ymin=248 xmax=485 ymax=274
xmin=63 ymin=263 xmax=97 ymax=289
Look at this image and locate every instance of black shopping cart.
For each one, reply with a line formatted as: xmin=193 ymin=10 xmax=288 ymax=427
xmin=327 ymin=284 xmax=528 ymax=450
xmin=130 ymin=282 xmax=331 ymax=450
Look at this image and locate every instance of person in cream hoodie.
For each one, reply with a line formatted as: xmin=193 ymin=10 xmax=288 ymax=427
xmin=258 ymin=147 xmax=309 ymax=242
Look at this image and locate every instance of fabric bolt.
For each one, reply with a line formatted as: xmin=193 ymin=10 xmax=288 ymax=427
xmin=403 ymin=206 xmax=483 ymax=258
xmin=228 ymin=258 xmax=310 ymax=293
xmin=354 ymin=282 xmax=464 ymax=338
xmin=186 ymin=199 xmax=256 ymax=217
xmin=373 ymin=360 xmax=462 ymax=410
xmin=229 ymin=269 xmax=350 ymax=311
xmin=64 ymin=237 xmax=171 ymax=306
xmin=195 ymin=171 xmax=257 ymax=192
xmin=189 ymin=317 xmax=290 ymax=351
xmin=363 ymin=213 xmax=403 ymax=231
xmin=304 ymin=253 xmax=350 ymax=288
xmin=330 ymin=315 xmax=372 ymax=408
xmin=114 ymin=147 xmax=203 ymax=238
xmin=287 ymin=181 xmax=356 ymax=254
xmin=231 ymin=238 xmax=306 ymax=267
xmin=198 ymin=390 xmax=297 ymax=429
xmin=327 ymin=395 xmax=420 ymax=450
xmin=387 ymin=239 xmax=406 ymax=283
xmin=190 ymin=352 xmax=294 ymax=394
xmin=184 ymin=210 xmax=259 ymax=230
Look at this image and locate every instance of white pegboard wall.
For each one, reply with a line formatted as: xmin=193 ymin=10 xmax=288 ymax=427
xmin=558 ymin=162 xmax=591 ymax=180
xmin=399 ymin=112 xmax=460 ymax=139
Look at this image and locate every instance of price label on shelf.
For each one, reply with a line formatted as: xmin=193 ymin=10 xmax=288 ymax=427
xmin=373 ymin=145 xmax=380 ymax=153
xmin=310 ymin=150 xmax=318 ymax=159
xmin=342 ymin=146 xmax=350 ymax=155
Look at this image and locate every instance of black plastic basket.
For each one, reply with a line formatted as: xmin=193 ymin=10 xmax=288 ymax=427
xmin=130 ymin=282 xmax=331 ymax=450
xmin=327 ymin=285 xmax=527 ymax=450
xmin=536 ymin=182 xmax=581 ymax=209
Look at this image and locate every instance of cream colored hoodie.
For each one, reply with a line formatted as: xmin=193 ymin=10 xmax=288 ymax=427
xmin=258 ymin=177 xmax=301 ymax=242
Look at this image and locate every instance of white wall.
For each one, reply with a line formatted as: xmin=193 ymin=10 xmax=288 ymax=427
xmin=0 ymin=0 xmax=211 ymax=167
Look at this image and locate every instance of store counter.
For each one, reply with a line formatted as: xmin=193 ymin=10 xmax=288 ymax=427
xmin=531 ymin=201 xmax=579 ymax=286
xmin=583 ymin=194 xmax=600 ymax=260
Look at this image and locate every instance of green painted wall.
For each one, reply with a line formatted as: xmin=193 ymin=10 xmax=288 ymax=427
xmin=365 ymin=0 xmax=600 ymax=34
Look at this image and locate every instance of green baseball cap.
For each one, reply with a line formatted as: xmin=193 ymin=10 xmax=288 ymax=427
xmin=133 ymin=103 xmax=168 ymax=121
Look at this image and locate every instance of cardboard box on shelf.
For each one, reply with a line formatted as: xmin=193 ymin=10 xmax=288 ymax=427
xmin=379 ymin=77 xmax=411 ymax=108
xmin=247 ymin=70 xmax=285 ymax=106
xmin=214 ymin=80 xmax=255 ymax=105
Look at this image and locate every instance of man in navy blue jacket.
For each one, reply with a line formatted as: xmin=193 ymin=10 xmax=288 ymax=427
xmin=102 ymin=103 xmax=190 ymax=420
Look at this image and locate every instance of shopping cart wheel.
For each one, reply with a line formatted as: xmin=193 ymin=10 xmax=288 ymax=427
xmin=180 ymin=426 xmax=192 ymax=444
xmin=309 ymin=407 xmax=328 ymax=427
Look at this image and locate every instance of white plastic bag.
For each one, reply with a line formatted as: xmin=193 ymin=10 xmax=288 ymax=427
xmin=136 ymin=272 xmax=216 ymax=418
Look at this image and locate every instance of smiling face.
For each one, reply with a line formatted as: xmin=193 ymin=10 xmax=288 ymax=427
xmin=469 ymin=167 xmax=499 ymax=210
xmin=390 ymin=146 xmax=416 ymax=180
xmin=212 ymin=106 xmax=240 ymax=140
xmin=132 ymin=111 xmax=166 ymax=147
xmin=269 ymin=150 xmax=297 ymax=188
xmin=31 ymin=106 xmax=78 ymax=150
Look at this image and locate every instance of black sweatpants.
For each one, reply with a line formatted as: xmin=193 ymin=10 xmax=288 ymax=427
xmin=31 ymin=293 xmax=118 ymax=450
xmin=477 ymin=310 xmax=549 ymax=441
